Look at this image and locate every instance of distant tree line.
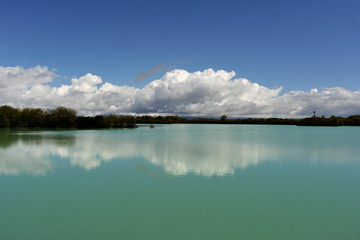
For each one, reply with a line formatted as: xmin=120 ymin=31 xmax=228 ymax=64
xmin=1 ymin=105 xmax=359 ymax=128
xmin=135 ymin=115 xmax=292 ymax=125
xmin=297 ymin=115 xmax=360 ymax=126
xmin=0 ymin=105 xmax=136 ymax=129
xmin=135 ymin=115 xmax=299 ymax=125
xmin=136 ymin=114 xmax=360 ymax=126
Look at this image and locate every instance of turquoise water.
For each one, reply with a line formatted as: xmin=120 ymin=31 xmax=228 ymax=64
xmin=0 ymin=125 xmax=360 ymax=239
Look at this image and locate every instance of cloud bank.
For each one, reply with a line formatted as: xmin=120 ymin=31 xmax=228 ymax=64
xmin=0 ymin=65 xmax=359 ymax=117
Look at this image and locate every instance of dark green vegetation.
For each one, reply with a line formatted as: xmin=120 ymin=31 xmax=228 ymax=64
xmin=136 ymin=115 xmax=360 ymax=126
xmin=0 ymin=105 xmax=136 ymax=129
xmin=135 ymin=115 xmax=298 ymax=125
xmin=297 ymin=115 xmax=360 ymax=126
xmin=0 ymin=105 xmax=359 ymax=128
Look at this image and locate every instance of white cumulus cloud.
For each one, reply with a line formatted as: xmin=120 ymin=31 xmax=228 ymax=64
xmin=0 ymin=65 xmax=359 ymax=117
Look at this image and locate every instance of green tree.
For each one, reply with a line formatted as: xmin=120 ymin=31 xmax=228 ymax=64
xmin=0 ymin=114 xmax=10 ymax=128
xmin=220 ymin=115 xmax=228 ymax=123
xmin=20 ymin=108 xmax=45 ymax=127
xmin=0 ymin=105 xmax=21 ymax=127
xmin=45 ymin=107 xmax=77 ymax=128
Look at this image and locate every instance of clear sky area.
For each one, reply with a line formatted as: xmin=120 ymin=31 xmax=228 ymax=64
xmin=0 ymin=0 xmax=359 ymax=117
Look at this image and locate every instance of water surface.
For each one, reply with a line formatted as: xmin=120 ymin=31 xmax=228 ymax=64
xmin=1 ymin=125 xmax=360 ymax=239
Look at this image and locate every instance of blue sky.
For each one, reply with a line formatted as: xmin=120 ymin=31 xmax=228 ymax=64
xmin=1 ymin=0 xmax=359 ymax=90
xmin=0 ymin=0 xmax=359 ymax=117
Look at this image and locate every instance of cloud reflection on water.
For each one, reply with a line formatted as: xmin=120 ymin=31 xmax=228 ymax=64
xmin=0 ymin=127 xmax=359 ymax=177
xmin=0 ymin=133 xmax=75 ymax=176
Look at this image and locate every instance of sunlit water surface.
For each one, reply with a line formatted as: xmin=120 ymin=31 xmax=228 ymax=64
xmin=1 ymin=125 xmax=360 ymax=240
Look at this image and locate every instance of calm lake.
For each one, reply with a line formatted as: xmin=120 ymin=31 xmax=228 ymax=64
xmin=1 ymin=124 xmax=360 ymax=240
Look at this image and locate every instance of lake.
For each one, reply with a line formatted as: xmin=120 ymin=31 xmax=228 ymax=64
xmin=1 ymin=124 xmax=360 ymax=240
